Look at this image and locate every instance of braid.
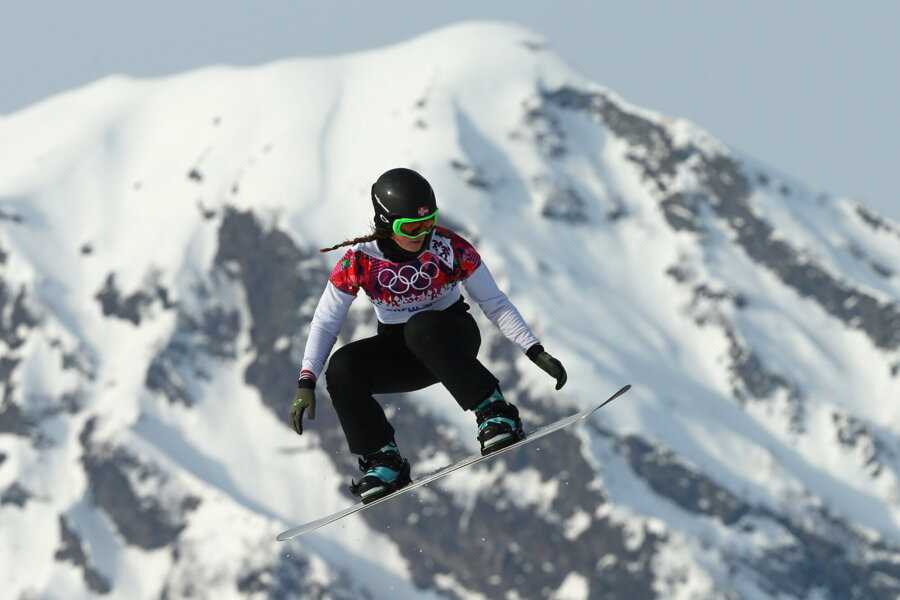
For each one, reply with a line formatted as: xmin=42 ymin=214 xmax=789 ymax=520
xmin=319 ymin=226 xmax=391 ymax=253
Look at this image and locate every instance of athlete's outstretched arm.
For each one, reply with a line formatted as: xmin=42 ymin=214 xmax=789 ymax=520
xmin=291 ymin=281 xmax=356 ymax=435
xmin=461 ymin=261 xmax=567 ymax=390
xmin=461 ymin=260 xmax=540 ymax=351
xmin=299 ymin=281 xmax=356 ymax=382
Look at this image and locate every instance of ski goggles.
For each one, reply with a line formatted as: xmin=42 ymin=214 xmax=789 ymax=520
xmin=392 ymin=208 xmax=439 ymax=239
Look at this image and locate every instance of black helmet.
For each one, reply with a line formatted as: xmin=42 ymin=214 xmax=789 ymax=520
xmin=371 ymin=168 xmax=437 ymax=233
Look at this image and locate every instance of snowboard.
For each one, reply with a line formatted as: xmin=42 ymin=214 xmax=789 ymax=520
xmin=276 ymin=384 xmax=631 ymax=541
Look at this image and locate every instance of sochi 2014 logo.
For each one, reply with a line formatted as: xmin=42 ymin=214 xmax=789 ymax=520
xmin=377 ymin=262 xmax=440 ymax=294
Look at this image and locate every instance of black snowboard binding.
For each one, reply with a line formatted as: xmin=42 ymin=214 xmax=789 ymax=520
xmin=349 ymin=443 xmax=412 ymax=504
xmin=475 ymin=398 xmax=526 ymax=456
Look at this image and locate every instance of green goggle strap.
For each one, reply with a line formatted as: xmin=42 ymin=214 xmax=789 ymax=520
xmin=392 ymin=209 xmax=439 ymax=239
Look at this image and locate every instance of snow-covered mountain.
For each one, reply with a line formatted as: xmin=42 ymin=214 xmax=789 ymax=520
xmin=2 ymin=21 xmax=899 ymax=600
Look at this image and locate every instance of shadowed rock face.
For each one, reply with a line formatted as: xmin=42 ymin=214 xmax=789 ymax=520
xmin=1 ymin=481 xmax=32 ymax=507
xmin=79 ymin=417 xmax=201 ymax=552
xmin=450 ymin=159 xmax=493 ymax=191
xmin=145 ymin=296 xmax=241 ymax=407
xmin=541 ymin=86 xmax=900 ymax=356
xmin=537 ymin=84 xmax=900 ymax=599
xmin=0 ymin=389 xmax=31 ymax=436
xmin=537 ymin=85 xmax=899 ymax=442
xmin=752 ymin=511 xmax=900 ymax=600
xmin=55 ymin=515 xmax=112 ymax=595
xmin=847 ymin=241 xmax=894 ymax=279
xmin=663 ymin=259 xmax=808 ymax=433
xmin=160 ymin=540 xmax=372 ymax=600
xmin=233 ymin=556 xmax=373 ymax=600
xmin=94 ymin=272 xmax=175 ymax=326
xmin=597 ymin=420 xmax=900 ymax=600
xmin=214 ymin=207 xmax=328 ymax=414
xmin=0 ymin=245 xmax=40 ymax=437
xmin=537 ymin=180 xmax=589 ymax=224
xmin=0 ymin=209 xmax=25 ymax=224
xmin=0 ymin=282 xmax=38 ymax=352
xmin=832 ymin=412 xmax=890 ymax=477
xmin=855 ymin=204 xmax=900 ymax=239
xmin=618 ymin=434 xmax=751 ymax=526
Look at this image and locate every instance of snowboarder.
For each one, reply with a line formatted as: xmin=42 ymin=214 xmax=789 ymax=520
xmin=289 ymin=167 xmax=567 ymax=503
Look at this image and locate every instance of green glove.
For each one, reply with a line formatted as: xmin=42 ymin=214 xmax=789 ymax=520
xmin=290 ymin=379 xmax=317 ymax=435
xmin=526 ymin=344 xmax=568 ymax=390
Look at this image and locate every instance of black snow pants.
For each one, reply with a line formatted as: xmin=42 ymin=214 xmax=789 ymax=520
xmin=324 ymin=297 xmax=499 ymax=456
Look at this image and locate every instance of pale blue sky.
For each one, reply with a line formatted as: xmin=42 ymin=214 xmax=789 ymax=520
xmin=3 ymin=1 xmax=898 ymax=219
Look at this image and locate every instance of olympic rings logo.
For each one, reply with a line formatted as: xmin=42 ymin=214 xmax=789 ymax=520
xmin=377 ymin=261 xmax=440 ymax=294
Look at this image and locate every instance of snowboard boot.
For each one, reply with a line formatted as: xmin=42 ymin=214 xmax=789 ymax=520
xmin=349 ymin=441 xmax=412 ymax=504
xmin=474 ymin=385 xmax=525 ymax=456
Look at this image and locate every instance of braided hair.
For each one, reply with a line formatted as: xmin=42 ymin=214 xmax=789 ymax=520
xmin=319 ymin=225 xmax=392 ymax=253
